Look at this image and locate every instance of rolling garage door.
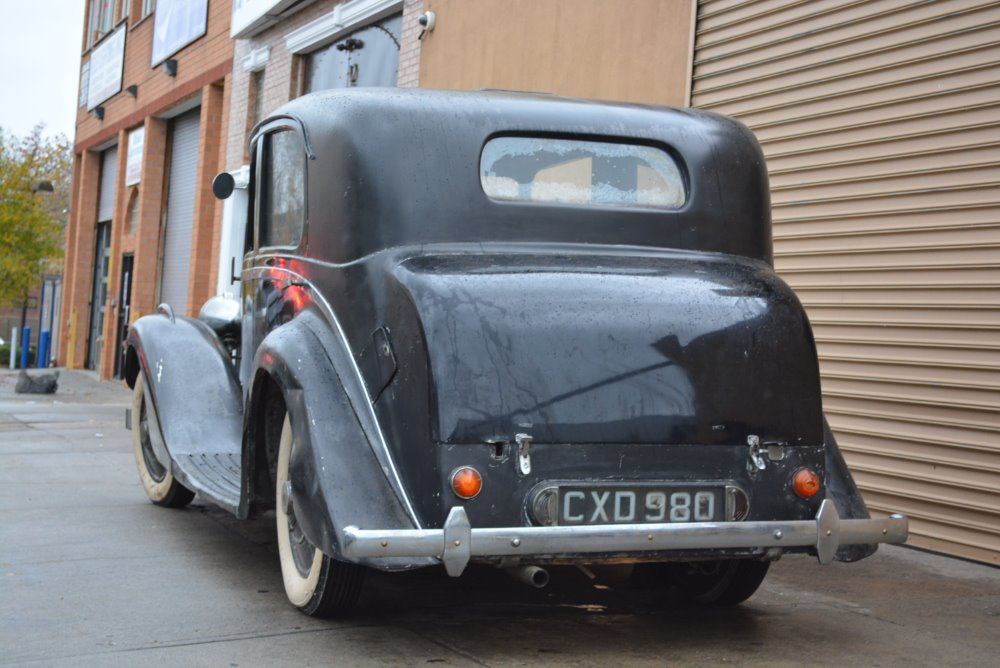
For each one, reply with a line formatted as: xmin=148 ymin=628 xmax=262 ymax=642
xmin=690 ymin=0 xmax=1000 ymax=564
xmin=159 ymin=108 xmax=201 ymax=315
xmin=97 ymin=145 xmax=118 ymax=222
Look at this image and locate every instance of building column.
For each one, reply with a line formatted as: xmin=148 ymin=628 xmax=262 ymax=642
xmin=398 ymin=0 xmax=424 ymax=87
xmin=56 ymin=153 xmax=83 ymax=367
xmin=131 ymin=117 xmax=168 ymax=323
xmin=59 ymin=150 xmax=101 ymax=369
xmin=187 ymin=81 xmax=227 ymax=313
xmin=212 ymin=73 xmax=233 ymax=291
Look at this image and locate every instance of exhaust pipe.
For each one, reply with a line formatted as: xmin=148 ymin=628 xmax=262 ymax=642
xmin=506 ymin=565 xmax=550 ymax=588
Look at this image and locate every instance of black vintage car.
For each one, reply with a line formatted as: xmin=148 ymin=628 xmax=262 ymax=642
xmin=124 ymin=88 xmax=907 ymax=616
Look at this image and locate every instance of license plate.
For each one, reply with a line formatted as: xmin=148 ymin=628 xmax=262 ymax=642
xmin=557 ymin=485 xmax=725 ymax=525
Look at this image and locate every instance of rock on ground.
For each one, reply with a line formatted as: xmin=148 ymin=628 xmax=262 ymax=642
xmin=14 ymin=369 xmax=59 ymax=394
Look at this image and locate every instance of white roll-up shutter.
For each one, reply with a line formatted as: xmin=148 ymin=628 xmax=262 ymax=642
xmin=691 ymin=0 xmax=1000 ymax=565
xmin=98 ymin=146 xmax=118 ymax=222
xmin=159 ymin=109 xmax=201 ymax=315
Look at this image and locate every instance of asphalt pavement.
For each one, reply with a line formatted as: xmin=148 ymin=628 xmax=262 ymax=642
xmin=1 ymin=368 xmax=997 ymax=667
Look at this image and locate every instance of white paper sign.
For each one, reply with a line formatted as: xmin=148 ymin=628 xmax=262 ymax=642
xmin=87 ymin=26 xmax=126 ymax=110
xmin=125 ymin=127 xmax=145 ymax=186
xmin=79 ymin=62 xmax=90 ymax=108
xmin=152 ymin=0 xmax=209 ymax=66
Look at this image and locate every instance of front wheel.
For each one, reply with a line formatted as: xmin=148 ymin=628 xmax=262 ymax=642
xmin=276 ymin=413 xmax=365 ymax=617
xmin=131 ymin=374 xmax=195 ymax=508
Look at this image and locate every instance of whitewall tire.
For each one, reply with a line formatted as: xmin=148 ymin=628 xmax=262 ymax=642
xmin=131 ymin=374 xmax=195 ymax=508
xmin=276 ymin=413 xmax=365 ymax=616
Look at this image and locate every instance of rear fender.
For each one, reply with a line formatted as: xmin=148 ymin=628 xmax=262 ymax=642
xmin=123 ymin=308 xmax=244 ymax=491
xmin=824 ymin=418 xmax=877 ymax=562
xmin=247 ymin=310 xmax=427 ymax=568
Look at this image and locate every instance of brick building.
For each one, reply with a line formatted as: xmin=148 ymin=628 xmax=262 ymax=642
xmin=60 ymin=0 xmax=233 ymax=377
xmin=61 ymin=0 xmax=998 ymax=564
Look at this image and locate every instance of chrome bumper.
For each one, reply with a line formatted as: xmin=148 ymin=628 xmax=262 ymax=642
xmin=342 ymin=499 xmax=908 ymax=576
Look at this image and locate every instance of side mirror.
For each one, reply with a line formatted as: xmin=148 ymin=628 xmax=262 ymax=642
xmin=212 ymin=172 xmax=236 ymax=200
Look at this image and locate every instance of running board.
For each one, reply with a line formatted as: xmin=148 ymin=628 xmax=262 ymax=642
xmin=125 ymin=404 xmax=242 ymax=515
xmin=171 ymin=452 xmax=242 ymax=515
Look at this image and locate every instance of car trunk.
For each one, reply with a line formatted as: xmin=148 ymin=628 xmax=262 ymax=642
xmin=393 ymin=247 xmax=824 ymax=448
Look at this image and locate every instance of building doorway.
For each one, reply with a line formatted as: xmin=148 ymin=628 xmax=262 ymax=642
xmin=114 ymin=254 xmax=134 ymax=378
xmin=86 ymin=221 xmax=111 ymax=370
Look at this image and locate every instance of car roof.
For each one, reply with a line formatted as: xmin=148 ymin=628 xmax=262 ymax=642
xmin=257 ymin=88 xmax=773 ymax=264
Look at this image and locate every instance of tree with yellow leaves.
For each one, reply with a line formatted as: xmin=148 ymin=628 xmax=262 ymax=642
xmin=0 ymin=125 xmax=71 ymax=328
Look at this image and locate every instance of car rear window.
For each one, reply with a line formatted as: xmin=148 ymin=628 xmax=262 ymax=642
xmin=481 ymin=137 xmax=685 ymax=209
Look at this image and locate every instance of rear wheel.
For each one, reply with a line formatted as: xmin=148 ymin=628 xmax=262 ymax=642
xmin=631 ymin=559 xmax=770 ymax=605
xmin=276 ymin=413 xmax=365 ymax=617
xmin=131 ymin=374 xmax=195 ymax=508
xmin=674 ymin=559 xmax=770 ymax=605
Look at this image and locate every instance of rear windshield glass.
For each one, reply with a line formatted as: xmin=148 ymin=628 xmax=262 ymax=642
xmin=481 ymin=137 xmax=685 ymax=209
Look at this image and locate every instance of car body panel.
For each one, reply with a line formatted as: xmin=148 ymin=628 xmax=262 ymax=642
xmin=248 ymin=311 xmax=432 ymax=568
xmin=124 ymin=310 xmax=243 ymax=513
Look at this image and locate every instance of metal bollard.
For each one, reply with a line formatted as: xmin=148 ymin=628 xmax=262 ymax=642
xmin=8 ymin=327 xmax=15 ymax=369
xmin=37 ymin=331 xmax=51 ymax=369
xmin=20 ymin=326 xmax=30 ymax=369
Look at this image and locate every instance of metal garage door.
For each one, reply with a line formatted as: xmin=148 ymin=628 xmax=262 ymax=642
xmin=159 ymin=108 xmax=201 ymax=315
xmin=690 ymin=0 xmax=1000 ymax=564
xmin=97 ymin=145 xmax=117 ymax=222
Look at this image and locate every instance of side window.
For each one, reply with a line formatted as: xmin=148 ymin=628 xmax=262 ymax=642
xmin=259 ymin=130 xmax=306 ymax=248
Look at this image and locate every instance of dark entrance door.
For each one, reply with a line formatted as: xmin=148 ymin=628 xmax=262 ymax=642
xmin=86 ymin=222 xmax=111 ymax=371
xmin=114 ymin=253 xmax=134 ymax=378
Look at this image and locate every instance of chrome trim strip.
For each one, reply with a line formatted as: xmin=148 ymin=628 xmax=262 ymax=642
xmin=342 ymin=501 xmax=908 ymax=577
xmin=244 ymin=264 xmax=422 ymax=529
xmin=249 ymin=242 xmax=761 ymax=272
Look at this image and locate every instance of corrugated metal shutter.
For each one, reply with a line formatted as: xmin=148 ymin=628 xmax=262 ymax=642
xmin=159 ymin=109 xmax=201 ymax=316
xmin=98 ymin=146 xmax=118 ymax=222
xmin=691 ymin=0 xmax=1000 ymax=565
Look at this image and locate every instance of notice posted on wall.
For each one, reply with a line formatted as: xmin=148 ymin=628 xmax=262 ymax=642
xmin=125 ymin=127 xmax=145 ymax=186
xmin=88 ymin=25 xmax=126 ymax=110
xmin=79 ymin=62 xmax=90 ymax=109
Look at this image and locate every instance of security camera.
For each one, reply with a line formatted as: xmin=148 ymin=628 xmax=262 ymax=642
xmin=418 ymin=10 xmax=436 ymax=32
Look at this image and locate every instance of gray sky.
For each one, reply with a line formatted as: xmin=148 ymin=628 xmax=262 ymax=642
xmin=0 ymin=1 xmax=86 ymax=141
